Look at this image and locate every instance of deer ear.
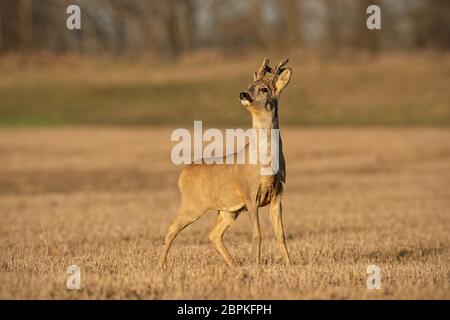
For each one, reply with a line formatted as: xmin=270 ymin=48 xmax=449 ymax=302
xmin=274 ymin=68 xmax=292 ymax=95
xmin=253 ymin=72 xmax=258 ymax=81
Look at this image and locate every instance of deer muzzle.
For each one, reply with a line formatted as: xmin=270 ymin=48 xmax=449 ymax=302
xmin=239 ymin=91 xmax=252 ymax=104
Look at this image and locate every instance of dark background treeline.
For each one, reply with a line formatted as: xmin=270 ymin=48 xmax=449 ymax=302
xmin=0 ymin=0 xmax=449 ymax=58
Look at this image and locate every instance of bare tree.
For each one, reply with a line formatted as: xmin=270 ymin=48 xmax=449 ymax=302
xmin=0 ymin=0 xmax=448 ymax=56
xmin=178 ymin=0 xmax=195 ymax=52
xmin=279 ymin=0 xmax=303 ymax=48
xmin=18 ymin=0 xmax=32 ymax=51
xmin=325 ymin=0 xmax=343 ymax=52
xmin=411 ymin=0 xmax=450 ymax=50
xmin=351 ymin=0 xmax=382 ymax=53
xmin=0 ymin=0 xmax=2 ymax=50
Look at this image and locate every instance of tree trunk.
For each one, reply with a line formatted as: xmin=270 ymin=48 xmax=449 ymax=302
xmin=280 ymin=0 xmax=303 ymax=48
xmin=325 ymin=0 xmax=342 ymax=52
xmin=166 ymin=0 xmax=180 ymax=59
xmin=0 ymin=0 xmax=3 ymax=50
xmin=178 ymin=0 xmax=195 ymax=52
xmin=19 ymin=0 xmax=32 ymax=52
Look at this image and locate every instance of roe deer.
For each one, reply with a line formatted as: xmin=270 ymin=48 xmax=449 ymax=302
xmin=158 ymin=58 xmax=292 ymax=268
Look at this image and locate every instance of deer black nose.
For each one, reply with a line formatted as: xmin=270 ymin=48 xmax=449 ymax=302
xmin=240 ymin=92 xmax=250 ymax=100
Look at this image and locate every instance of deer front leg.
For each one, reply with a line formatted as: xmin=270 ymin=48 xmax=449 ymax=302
xmin=247 ymin=204 xmax=261 ymax=265
xmin=269 ymin=195 xmax=291 ymax=266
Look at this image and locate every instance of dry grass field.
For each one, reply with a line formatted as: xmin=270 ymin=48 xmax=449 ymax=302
xmin=0 ymin=127 xmax=449 ymax=299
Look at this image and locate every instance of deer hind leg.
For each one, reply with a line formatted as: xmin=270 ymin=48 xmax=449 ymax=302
xmin=269 ymin=196 xmax=291 ymax=266
xmin=209 ymin=211 xmax=239 ymax=268
xmin=158 ymin=204 xmax=205 ymax=269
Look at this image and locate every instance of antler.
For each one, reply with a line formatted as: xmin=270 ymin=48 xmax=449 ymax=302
xmin=255 ymin=58 xmax=289 ymax=82
xmin=273 ymin=58 xmax=289 ymax=75
xmin=255 ymin=58 xmax=272 ymax=81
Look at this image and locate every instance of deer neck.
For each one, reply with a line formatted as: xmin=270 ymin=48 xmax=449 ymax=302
xmin=251 ymin=112 xmax=279 ymax=130
xmin=250 ymin=111 xmax=283 ymax=177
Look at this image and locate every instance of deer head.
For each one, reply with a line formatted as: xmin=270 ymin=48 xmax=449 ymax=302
xmin=239 ymin=58 xmax=292 ymax=114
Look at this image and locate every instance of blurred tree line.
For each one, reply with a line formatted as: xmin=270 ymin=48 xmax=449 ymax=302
xmin=0 ymin=0 xmax=448 ymax=58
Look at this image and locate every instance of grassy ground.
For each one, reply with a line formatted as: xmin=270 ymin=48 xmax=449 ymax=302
xmin=0 ymin=52 xmax=449 ymax=127
xmin=0 ymin=128 xmax=449 ymax=299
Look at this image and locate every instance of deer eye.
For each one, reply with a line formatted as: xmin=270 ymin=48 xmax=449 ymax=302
xmin=260 ymin=87 xmax=268 ymax=93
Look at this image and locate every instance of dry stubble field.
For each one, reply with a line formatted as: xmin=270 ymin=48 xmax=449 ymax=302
xmin=0 ymin=127 xmax=449 ymax=299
